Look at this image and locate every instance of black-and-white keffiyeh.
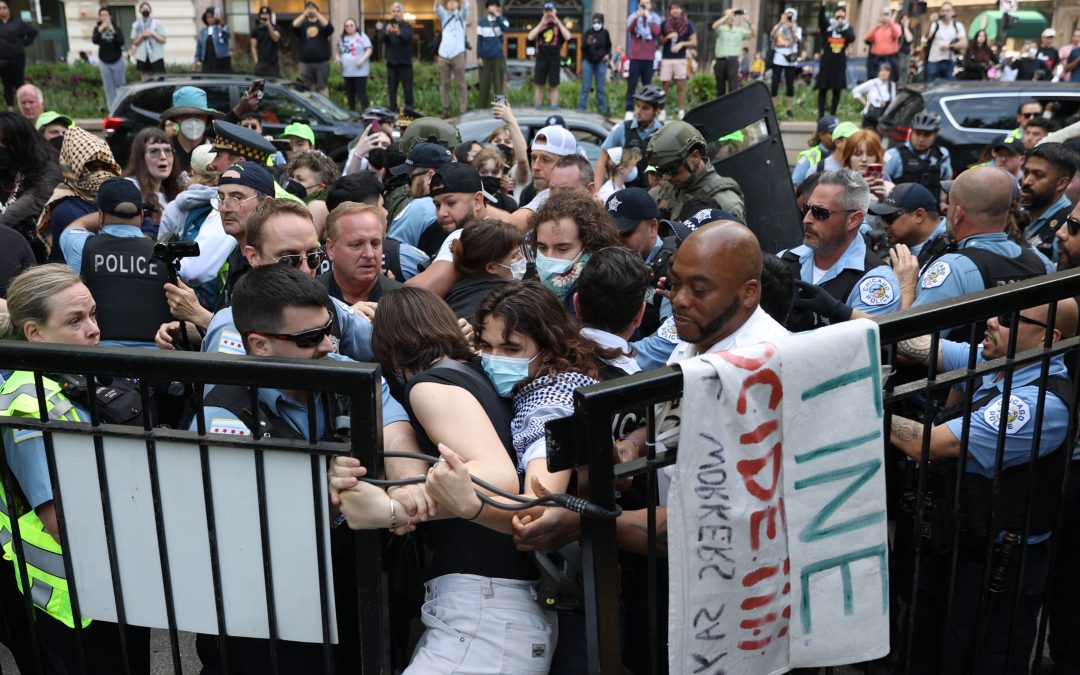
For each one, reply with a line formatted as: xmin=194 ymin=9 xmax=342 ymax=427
xmin=511 ymin=372 xmax=598 ymax=473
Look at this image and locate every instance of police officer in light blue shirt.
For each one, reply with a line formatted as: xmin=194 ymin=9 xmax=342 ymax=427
xmin=1019 ymin=142 xmax=1077 ymax=263
xmin=779 ymin=168 xmax=900 ymax=330
xmin=913 ymin=167 xmax=1051 ymax=309
xmin=386 ymin=143 xmax=454 ymax=256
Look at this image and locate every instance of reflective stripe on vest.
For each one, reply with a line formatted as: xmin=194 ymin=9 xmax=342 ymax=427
xmin=0 ymin=372 xmax=90 ymax=628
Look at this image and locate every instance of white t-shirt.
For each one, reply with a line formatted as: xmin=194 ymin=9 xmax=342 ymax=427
xmin=928 ymin=20 xmax=963 ymax=63
xmin=434 ymin=227 xmax=463 ymax=263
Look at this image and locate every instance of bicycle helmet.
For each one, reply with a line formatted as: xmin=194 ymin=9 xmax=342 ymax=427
xmin=633 ymin=85 xmax=667 ymax=108
xmin=910 ymin=110 xmax=942 ymax=132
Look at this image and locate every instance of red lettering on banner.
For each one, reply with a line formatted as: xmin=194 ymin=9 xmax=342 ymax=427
xmin=737 ymin=369 xmax=783 ymax=413
xmin=740 ymin=420 xmax=779 ymax=445
xmin=736 ymin=443 xmax=782 ymax=501
xmin=716 ymin=343 xmax=777 ymax=371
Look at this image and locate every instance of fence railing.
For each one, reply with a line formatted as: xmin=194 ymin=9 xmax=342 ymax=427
xmin=547 ymin=268 xmax=1080 ymax=674
xmin=0 ymin=345 xmax=386 ymax=675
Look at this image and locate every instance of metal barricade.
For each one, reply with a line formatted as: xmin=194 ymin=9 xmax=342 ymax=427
xmin=549 ymin=268 xmax=1080 ymax=674
xmin=0 ymin=344 xmax=387 ymax=675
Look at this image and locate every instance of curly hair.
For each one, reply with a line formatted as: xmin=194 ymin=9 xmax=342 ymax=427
xmin=474 ymin=281 xmax=621 ymax=385
xmin=284 ymin=150 xmax=340 ymax=188
xmin=527 ymin=191 xmax=620 ymax=254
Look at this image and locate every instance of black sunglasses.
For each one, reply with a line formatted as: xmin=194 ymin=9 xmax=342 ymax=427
xmin=1020 ymin=112 xmax=1040 ymax=119
xmin=802 ymin=202 xmax=855 ymax=221
xmin=275 ymin=249 xmax=325 ymax=269
xmin=997 ymin=313 xmax=1048 ymax=330
xmin=249 ymin=314 xmax=335 ymax=348
xmin=657 ymin=160 xmax=686 ymax=177
xmin=880 ymin=209 xmax=909 ymax=225
xmin=1060 ymin=216 xmax=1080 ymax=236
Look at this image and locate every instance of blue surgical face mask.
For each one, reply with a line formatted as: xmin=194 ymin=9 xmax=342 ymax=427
xmin=626 ymin=166 xmax=639 ymax=183
xmin=481 ymin=352 xmax=537 ymax=398
xmin=534 ymin=250 xmax=582 ymax=282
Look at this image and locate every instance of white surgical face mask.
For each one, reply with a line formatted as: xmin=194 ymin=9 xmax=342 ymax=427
xmin=592 ymin=22 xmax=602 ymax=31
xmin=179 ymin=118 xmax=206 ymax=141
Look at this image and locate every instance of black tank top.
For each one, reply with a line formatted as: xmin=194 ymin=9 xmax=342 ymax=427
xmin=404 ymin=360 xmax=536 ymax=581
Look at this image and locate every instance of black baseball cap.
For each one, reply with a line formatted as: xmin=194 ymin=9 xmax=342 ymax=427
xmin=390 ymin=142 xmax=453 ymax=176
xmin=605 ymin=188 xmax=659 ymax=233
xmin=868 ymin=183 xmax=938 ymax=216
xmin=817 ymin=115 xmax=839 ymax=135
xmin=218 ymin=161 xmax=275 ymax=196
xmin=991 ymin=133 xmax=1025 ymax=155
xmin=258 ymin=6 xmax=271 ymax=14
xmin=96 ymin=177 xmax=144 ymax=218
xmin=544 ymin=114 xmax=567 ymax=129
xmin=429 ymin=163 xmax=497 ymax=204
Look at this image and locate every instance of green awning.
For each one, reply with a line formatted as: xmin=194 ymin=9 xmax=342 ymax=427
xmin=968 ymin=10 xmax=1049 ymax=41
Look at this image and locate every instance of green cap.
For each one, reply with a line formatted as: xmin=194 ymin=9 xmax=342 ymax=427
xmin=36 ymin=111 xmax=73 ymax=131
xmin=832 ymin=121 xmax=859 ymax=141
xmin=279 ymin=122 xmax=316 ymax=147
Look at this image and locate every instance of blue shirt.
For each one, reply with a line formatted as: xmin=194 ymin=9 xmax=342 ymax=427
xmin=435 ymin=0 xmax=469 ymax=59
xmin=913 ymin=232 xmax=1055 ymax=307
xmin=3 ymin=398 xmax=89 ymax=508
xmin=387 ymin=197 xmax=436 ymax=248
xmin=939 ymin=340 xmax=1069 ymax=479
xmin=397 ymin=240 xmax=431 ymax=280
xmin=59 ymin=222 xmax=145 ymax=275
xmin=780 ymin=236 xmax=902 ymax=316
xmin=631 ymin=315 xmax=680 ymax=371
xmin=1025 ymin=193 xmax=1072 ymax=262
xmin=48 ymin=197 xmax=97 ymax=263
xmin=644 ymin=234 xmax=673 ymax=320
xmin=884 ymin=142 xmax=953 ymax=186
xmin=476 ymin=15 xmax=509 ymax=60
xmin=601 ymin=118 xmax=664 ymax=151
xmin=1070 ymin=47 xmax=1080 ymax=83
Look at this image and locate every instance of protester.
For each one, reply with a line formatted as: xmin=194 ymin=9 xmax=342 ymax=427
xmin=578 ymin=12 xmax=611 ymax=114
xmin=0 ymin=112 xmax=58 ymax=261
xmin=923 ymin=2 xmax=965 ymax=83
xmin=658 ymin=1 xmax=696 ymax=121
xmin=472 ymin=145 xmax=518 ymax=212
xmin=711 ymin=9 xmax=753 ymax=96
xmin=157 ymin=143 xmax=217 ymax=246
xmin=477 ymin=0 xmax=510 ymax=107
xmin=195 ymin=7 xmax=232 ymax=73
xmin=383 ymin=3 xmax=414 ymax=112
xmin=320 ymin=202 xmax=402 ymax=307
xmin=623 ymin=0 xmax=662 ymax=120
xmin=34 ymin=110 xmax=69 ymax=144
xmin=528 ymin=2 xmax=570 ymax=111
xmin=250 ymin=6 xmax=281 ymax=77
xmin=15 ymin=83 xmax=41 ymax=125
xmin=0 ymin=0 xmax=36 ymax=109
xmin=815 ymin=0 xmax=853 ymax=119
xmin=131 ymin=2 xmax=166 ymax=80
xmin=92 ymin=6 xmax=126 ymax=109
xmin=851 ymin=64 xmax=895 ymax=128
xmin=840 ymin=129 xmax=892 ymax=202
xmin=769 ymin=7 xmax=801 ymax=118
xmin=596 ymin=85 xmax=663 ymax=190
xmin=279 ymin=121 xmax=316 ymax=160
xmin=435 ymin=0 xmax=469 ymax=117
xmin=445 ymin=218 xmax=521 ymax=323
xmin=985 ymin=134 xmax=1026 ymax=178
xmin=596 ymin=146 xmax=643 ymax=201
xmin=160 ymin=86 xmax=225 ymax=174
xmin=864 ymin=7 xmax=901 ymax=82
xmin=386 ymin=142 xmax=454 ymax=255
xmin=293 ymin=1 xmax=334 ymax=96
xmin=123 ymin=126 xmax=181 ymax=236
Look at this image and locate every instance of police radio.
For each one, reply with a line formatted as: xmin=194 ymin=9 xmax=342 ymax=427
xmin=153 ymin=241 xmax=201 ymax=351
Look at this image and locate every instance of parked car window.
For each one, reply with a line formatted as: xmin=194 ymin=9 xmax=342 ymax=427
xmin=1030 ymin=95 xmax=1080 ymax=129
xmin=288 ymin=85 xmax=352 ymax=123
xmin=259 ymin=88 xmax=308 ymax=125
xmin=942 ymin=95 xmax=1022 ymax=132
xmin=129 ymin=87 xmax=173 ymax=114
xmin=200 ymin=86 xmax=232 ymax=116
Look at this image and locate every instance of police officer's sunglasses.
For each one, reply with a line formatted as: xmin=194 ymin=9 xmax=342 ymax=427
xmin=274 ymin=249 xmax=325 ymax=269
xmin=802 ymin=202 xmax=855 ymax=221
xmin=997 ymin=313 xmax=1048 ymax=330
xmin=880 ymin=209 xmax=909 ymax=225
xmin=1059 ymin=216 xmax=1080 ymax=236
xmin=247 ymin=314 xmax=335 ymax=348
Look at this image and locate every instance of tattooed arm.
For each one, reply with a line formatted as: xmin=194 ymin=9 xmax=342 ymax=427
xmin=894 ymin=334 xmax=948 ymax=371
xmin=890 ymin=414 xmax=960 ymax=461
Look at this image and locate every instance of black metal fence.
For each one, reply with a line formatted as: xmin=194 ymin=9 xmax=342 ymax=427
xmin=0 ymin=345 xmax=387 ymax=675
xmin=547 ymin=268 xmax=1080 ymax=674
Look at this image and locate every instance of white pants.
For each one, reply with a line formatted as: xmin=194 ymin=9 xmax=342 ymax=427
xmin=404 ymin=573 xmax=555 ymax=675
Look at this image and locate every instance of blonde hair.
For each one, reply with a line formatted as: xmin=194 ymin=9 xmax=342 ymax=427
xmin=325 ymin=202 xmax=388 ymax=240
xmin=0 ymin=264 xmax=83 ymax=341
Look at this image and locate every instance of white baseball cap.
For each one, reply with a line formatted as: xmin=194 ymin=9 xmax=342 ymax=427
xmin=531 ymin=125 xmax=578 ymax=157
xmin=191 ymin=144 xmax=218 ymax=175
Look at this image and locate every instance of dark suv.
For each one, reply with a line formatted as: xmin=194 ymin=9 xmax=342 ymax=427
xmin=878 ymin=82 xmax=1080 ymax=171
xmin=104 ymin=74 xmax=363 ymax=166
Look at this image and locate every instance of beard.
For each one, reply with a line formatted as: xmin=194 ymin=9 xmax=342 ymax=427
xmin=1021 ymin=187 xmax=1055 ymax=212
xmin=684 ymin=295 xmax=741 ymax=346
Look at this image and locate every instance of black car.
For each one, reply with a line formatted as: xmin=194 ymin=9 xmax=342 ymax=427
xmin=453 ymin=108 xmax=614 ymax=164
xmin=103 ymin=74 xmax=363 ymax=167
xmin=877 ymin=81 xmax=1080 ymax=171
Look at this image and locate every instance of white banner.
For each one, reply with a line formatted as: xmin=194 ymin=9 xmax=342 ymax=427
xmin=668 ymin=319 xmax=889 ymax=673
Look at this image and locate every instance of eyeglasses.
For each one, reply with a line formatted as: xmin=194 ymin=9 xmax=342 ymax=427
xmin=657 ymin=160 xmax=686 ymax=177
xmin=997 ymin=313 xmax=1048 ymax=329
xmin=146 ymin=146 xmax=173 ymax=157
xmin=274 ymin=249 xmax=325 ymax=269
xmin=248 ymin=314 xmax=334 ymax=348
xmin=1060 ymin=216 xmax=1080 ymax=236
xmin=880 ymin=209 xmax=909 ymax=225
xmin=211 ymin=193 xmax=261 ymax=211
xmin=802 ymin=202 xmax=855 ymax=221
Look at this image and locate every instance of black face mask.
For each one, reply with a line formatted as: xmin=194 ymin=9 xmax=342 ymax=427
xmin=141 ymin=10 xmax=150 ymax=17
xmin=48 ymin=136 xmax=64 ymax=153
xmin=0 ymin=147 xmax=15 ymax=171
xmin=480 ymin=175 xmax=501 ymax=198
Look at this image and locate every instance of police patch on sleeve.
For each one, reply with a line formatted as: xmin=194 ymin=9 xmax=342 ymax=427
xmin=216 ymin=329 xmax=246 ymax=355
xmin=657 ymin=316 xmax=680 ymax=344
xmin=983 ymin=395 xmax=1031 ymax=434
xmin=209 ymin=418 xmax=251 ymax=436
xmin=920 ymin=261 xmax=951 ymax=289
xmin=859 ymin=277 xmax=895 ymax=306
xmin=12 ymin=429 xmax=42 ymax=444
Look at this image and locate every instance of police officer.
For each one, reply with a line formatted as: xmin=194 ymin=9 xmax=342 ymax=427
xmin=193 ymin=262 xmax=414 ymax=674
xmin=779 ymin=169 xmax=901 ymax=330
xmin=1020 ymin=141 xmax=1076 ymax=262
xmin=57 ymin=177 xmax=170 ymax=347
xmin=646 ymin=120 xmax=746 ymax=222
xmin=792 ymin=115 xmax=837 ymax=187
xmin=868 ymin=182 xmax=947 ymax=268
xmin=385 ymin=142 xmax=454 ymax=256
xmin=596 ymin=85 xmax=665 ymax=190
xmin=891 ymin=299 xmax=1077 ymax=673
xmin=385 ymin=116 xmax=461 ymax=222
xmin=884 ymin=110 xmax=953 ymax=198
xmin=913 ymin=166 xmax=1051 ymax=309
xmin=605 ymin=187 xmax=674 ymax=335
